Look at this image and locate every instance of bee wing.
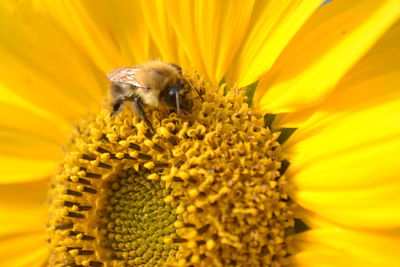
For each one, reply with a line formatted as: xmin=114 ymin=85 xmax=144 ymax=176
xmin=107 ymin=67 xmax=145 ymax=88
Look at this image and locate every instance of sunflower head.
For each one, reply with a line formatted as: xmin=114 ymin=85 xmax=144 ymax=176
xmin=3 ymin=1 xmax=399 ymax=266
xmin=47 ymin=76 xmax=293 ymax=266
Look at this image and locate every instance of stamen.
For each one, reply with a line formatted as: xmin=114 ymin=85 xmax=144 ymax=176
xmin=82 ymin=186 xmax=97 ymax=194
xmin=75 ymin=178 xmax=91 ymax=185
xmin=129 ymin=143 xmax=141 ymax=150
xmin=66 ymin=190 xmax=83 ymax=197
xmin=78 ymin=250 xmax=95 ymax=256
xmin=66 ymin=212 xmax=85 ymax=219
xmin=97 ymin=162 xmax=112 ymax=169
xmin=78 ymin=206 xmax=92 ymax=211
xmin=55 ymin=223 xmax=74 ymax=230
xmin=89 ymin=262 xmax=103 ymax=267
xmin=84 ymin=173 xmax=101 ymax=179
xmin=138 ymin=153 xmax=152 ymax=160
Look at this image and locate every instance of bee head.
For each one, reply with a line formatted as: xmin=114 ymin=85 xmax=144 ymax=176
xmin=160 ymin=81 xmax=191 ymax=113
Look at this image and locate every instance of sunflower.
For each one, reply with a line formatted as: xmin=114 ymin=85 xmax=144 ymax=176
xmin=1 ymin=0 xmax=399 ymax=266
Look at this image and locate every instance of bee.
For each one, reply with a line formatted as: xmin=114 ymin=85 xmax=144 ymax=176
xmin=107 ymin=61 xmax=192 ymax=131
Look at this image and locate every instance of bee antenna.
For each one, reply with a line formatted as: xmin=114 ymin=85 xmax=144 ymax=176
xmin=176 ymin=91 xmax=181 ymax=114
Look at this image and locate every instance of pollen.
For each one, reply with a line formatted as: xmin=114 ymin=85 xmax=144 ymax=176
xmin=47 ymin=76 xmax=294 ymax=266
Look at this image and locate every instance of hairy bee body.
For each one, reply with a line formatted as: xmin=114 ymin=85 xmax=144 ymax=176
xmin=107 ymin=61 xmax=187 ymax=130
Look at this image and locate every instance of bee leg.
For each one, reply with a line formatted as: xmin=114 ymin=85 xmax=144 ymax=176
xmin=183 ymin=78 xmax=204 ymax=102
xmin=133 ymin=97 xmax=154 ymax=132
xmin=111 ymin=99 xmax=124 ymax=116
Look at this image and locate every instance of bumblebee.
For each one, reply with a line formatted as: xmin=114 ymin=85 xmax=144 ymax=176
xmin=107 ymin=61 xmax=191 ymax=130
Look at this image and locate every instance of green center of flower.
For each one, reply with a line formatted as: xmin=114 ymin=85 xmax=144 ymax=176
xmin=47 ymin=75 xmax=294 ymax=267
xmin=102 ymin=169 xmax=178 ymax=265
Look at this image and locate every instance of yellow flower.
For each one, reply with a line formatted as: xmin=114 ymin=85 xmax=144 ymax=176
xmin=1 ymin=0 xmax=399 ymax=266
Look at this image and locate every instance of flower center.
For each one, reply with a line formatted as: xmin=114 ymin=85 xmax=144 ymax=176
xmin=47 ymin=76 xmax=294 ymax=266
xmin=101 ymin=169 xmax=178 ymax=265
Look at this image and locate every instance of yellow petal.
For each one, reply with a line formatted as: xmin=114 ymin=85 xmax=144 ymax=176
xmin=166 ymin=0 xmax=256 ymax=85
xmin=0 ymin=179 xmax=48 ymax=233
xmin=291 ymin=228 xmax=400 ymax=266
xmin=0 ymin=102 xmax=65 ymax=157
xmin=228 ymin=0 xmax=322 ymax=87
xmin=138 ymin=0 xmax=179 ymax=63
xmin=294 ymin=181 xmax=400 ymax=229
xmin=275 ymin=18 xmax=400 ymax=129
xmin=255 ymin=0 xmax=400 ymax=113
xmin=0 ymin=181 xmax=47 ymax=266
xmin=0 ymin=2 xmax=105 ymax=123
xmin=31 ymin=0 xmax=124 ymax=72
xmin=293 ymin=206 xmax=339 ymax=230
xmin=0 ymin=156 xmax=55 ymax=184
xmin=287 ymin=71 xmax=400 ymax=189
xmin=0 ymin=88 xmax=64 ymax=182
xmin=0 ymin=86 xmax=71 ymax=133
xmin=288 ymin=98 xmax=400 ymax=188
xmin=0 ymin=231 xmax=48 ymax=267
xmin=286 ymin=18 xmax=400 ymax=226
xmin=287 ymin=95 xmax=400 ymax=228
xmin=105 ymin=1 xmax=152 ymax=64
